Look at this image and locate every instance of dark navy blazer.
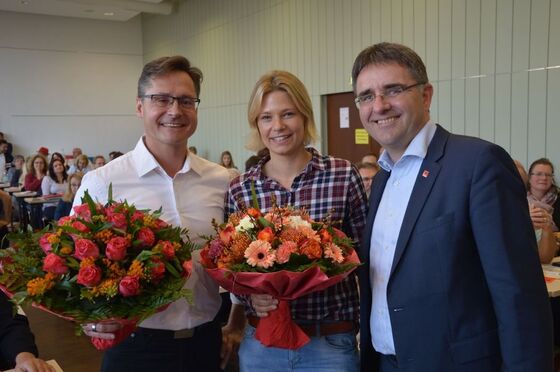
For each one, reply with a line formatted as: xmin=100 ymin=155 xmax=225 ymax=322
xmin=358 ymin=125 xmax=553 ymax=371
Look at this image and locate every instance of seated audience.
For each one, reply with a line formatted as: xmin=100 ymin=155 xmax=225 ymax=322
xmin=220 ymin=150 xmax=240 ymax=178
xmin=37 ymin=147 xmax=49 ymax=158
xmin=188 ymin=146 xmax=197 ymax=155
xmin=361 ymin=153 xmax=378 ymax=165
xmin=0 ymin=140 xmax=9 ymax=182
xmin=41 ymin=159 xmax=68 ymax=221
xmin=527 ymin=158 xmax=559 ymax=230
xmin=108 ymin=151 xmax=123 ymax=161
xmin=356 ymin=161 xmax=380 ymax=199
xmin=7 ymin=155 xmax=25 ymax=187
xmin=514 ymin=159 xmax=529 ymax=186
xmin=50 ymin=152 xmax=66 ymax=167
xmin=0 ymin=292 xmax=53 ymax=371
xmin=54 ymin=172 xmax=83 ymax=220
xmin=0 ymin=132 xmax=13 ymax=163
xmin=23 ymin=154 xmax=47 ymax=192
xmin=92 ymin=155 xmax=106 ymax=169
xmin=67 ymin=154 xmax=91 ymax=175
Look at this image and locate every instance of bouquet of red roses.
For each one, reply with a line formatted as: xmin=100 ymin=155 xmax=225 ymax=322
xmin=0 ymin=189 xmax=194 ymax=350
xmin=200 ymin=205 xmax=360 ymax=349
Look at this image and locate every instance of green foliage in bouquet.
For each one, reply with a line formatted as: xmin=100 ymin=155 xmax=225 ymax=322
xmin=0 ymin=188 xmax=194 ymax=325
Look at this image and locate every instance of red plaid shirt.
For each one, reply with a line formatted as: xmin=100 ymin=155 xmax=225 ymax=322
xmin=225 ymin=148 xmax=367 ymax=321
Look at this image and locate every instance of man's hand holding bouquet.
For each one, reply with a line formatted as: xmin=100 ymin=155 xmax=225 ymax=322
xmin=0 ymin=188 xmax=194 ymax=350
xmin=200 ymin=202 xmax=360 ymax=349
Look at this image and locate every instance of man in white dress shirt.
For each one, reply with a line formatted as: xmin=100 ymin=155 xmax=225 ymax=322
xmin=75 ymin=56 xmax=231 ymax=372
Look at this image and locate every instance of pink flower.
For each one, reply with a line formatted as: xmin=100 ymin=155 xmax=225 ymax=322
xmin=106 ymin=236 xmax=130 ymax=261
xmin=136 ymin=227 xmax=156 ymax=247
xmin=207 ymin=239 xmax=225 ymax=260
xmin=57 ymin=216 xmax=75 ymax=226
xmin=77 ymin=264 xmax=102 ymax=287
xmin=276 ymin=241 xmax=298 ymax=264
xmin=119 ymin=275 xmax=140 ymax=297
xmin=72 ymin=204 xmax=92 ymax=221
xmin=257 ymin=227 xmax=274 ymax=243
xmin=160 ymin=241 xmax=176 ymax=260
xmin=154 ymin=219 xmax=168 ymax=231
xmin=324 ymin=243 xmax=344 ymax=263
xmin=39 ymin=233 xmax=55 ymax=253
xmin=244 ymin=240 xmax=275 ymax=268
xmin=74 ymin=239 xmax=100 ymax=260
xmin=182 ymin=260 xmax=193 ymax=278
xmin=43 ymin=253 xmax=68 ymax=274
xmin=109 ymin=213 xmax=127 ymax=229
xmin=71 ymin=221 xmax=89 ymax=233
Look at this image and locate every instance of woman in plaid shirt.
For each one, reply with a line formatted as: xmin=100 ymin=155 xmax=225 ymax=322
xmin=222 ymin=70 xmax=368 ymax=372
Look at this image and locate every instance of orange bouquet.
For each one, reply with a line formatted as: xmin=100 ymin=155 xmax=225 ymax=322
xmin=200 ymin=205 xmax=360 ymax=349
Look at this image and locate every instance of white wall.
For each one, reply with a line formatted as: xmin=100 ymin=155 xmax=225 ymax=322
xmin=141 ymin=0 xmax=560 ymax=171
xmin=0 ymin=11 xmax=145 ymax=159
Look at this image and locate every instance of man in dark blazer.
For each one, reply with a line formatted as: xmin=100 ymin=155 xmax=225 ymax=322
xmin=352 ymin=42 xmax=553 ymax=371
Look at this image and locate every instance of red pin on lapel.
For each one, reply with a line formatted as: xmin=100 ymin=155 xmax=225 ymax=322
xmin=422 ymin=170 xmax=430 ymax=178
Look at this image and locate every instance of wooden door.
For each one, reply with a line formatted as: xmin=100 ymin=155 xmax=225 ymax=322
xmin=324 ymin=91 xmax=379 ymax=164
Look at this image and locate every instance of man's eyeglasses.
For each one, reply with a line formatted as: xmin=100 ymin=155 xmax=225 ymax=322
xmin=530 ymin=172 xmax=554 ymax=178
xmin=140 ymin=94 xmax=200 ymax=110
xmin=354 ymin=82 xmax=426 ymax=109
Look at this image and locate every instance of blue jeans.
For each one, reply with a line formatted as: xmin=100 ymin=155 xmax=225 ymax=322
xmin=238 ymin=325 xmax=359 ymax=372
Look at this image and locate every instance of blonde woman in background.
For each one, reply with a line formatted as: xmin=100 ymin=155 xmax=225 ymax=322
xmin=54 ymin=172 xmax=83 ymax=220
xmin=68 ymin=154 xmax=91 ymax=175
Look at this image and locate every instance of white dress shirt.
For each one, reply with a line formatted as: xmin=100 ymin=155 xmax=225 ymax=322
xmin=370 ymin=122 xmax=436 ymax=355
xmin=73 ymin=137 xmax=230 ymax=330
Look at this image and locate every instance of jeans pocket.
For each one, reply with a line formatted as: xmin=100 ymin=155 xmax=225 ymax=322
xmin=324 ymin=332 xmax=357 ymax=350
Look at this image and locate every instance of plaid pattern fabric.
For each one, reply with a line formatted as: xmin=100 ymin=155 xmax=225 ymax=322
xmin=226 ymin=148 xmax=368 ymax=321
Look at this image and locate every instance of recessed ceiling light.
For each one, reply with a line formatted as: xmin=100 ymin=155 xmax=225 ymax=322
xmin=104 ymin=12 xmax=114 ymax=16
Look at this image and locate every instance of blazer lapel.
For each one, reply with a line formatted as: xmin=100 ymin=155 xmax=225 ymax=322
xmin=390 ymin=125 xmax=449 ymax=276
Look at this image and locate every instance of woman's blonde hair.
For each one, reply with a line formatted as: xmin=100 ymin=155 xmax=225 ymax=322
xmin=246 ymin=70 xmax=318 ymax=152
xmin=63 ymin=172 xmax=83 ymax=202
xmin=76 ymin=154 xmax=89 ymax=168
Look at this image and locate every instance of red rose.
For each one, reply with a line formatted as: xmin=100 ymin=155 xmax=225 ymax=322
xmin=150 ymin=259 xmax=166 ymax=282
xmin=159 ymin=241 xmax=175 ymax=259
xmin=74 ymin=239 xmax=100 ymax=260
xmin=119 ymin=275 xmax=140 ymax=297
xmin=57 ymin=216 xmax=75 ymax=225
xmin=43 ymin=253 xmax=68 ymax=274
xmin=219 ymin=224 xmax=235 ymax=245
xmin=106 ymin=236 xmax=130 ymax=261
xmin=154 ymin=219 xmax=168 ymax=231
xmin=71 ymin=221 xmax=90 ymax=233
xmin=77 ymin=264 xmax=102 ymax=287
xmin=136 ymin=227 xmax=156 ymax=247
xmin=39 ymin=233 xmax=55 ymax=253
xmin=130 ymin=211 xmax=144 ymax=223
xmin=200 ymin=248 xmax=215 ymax=269
xmin=72 ymin=204 xmax=92 ymax=221
xmin=182 ymin=260 xmax=193 ymax=278
xmin=257 ymin=227 xmax=274 ymax=242
xmin=109 ymin=213 xmax=127 ymax=229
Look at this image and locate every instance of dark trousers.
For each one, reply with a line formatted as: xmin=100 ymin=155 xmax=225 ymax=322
xmin=101 ymin=319 xmax=222 ymax=372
